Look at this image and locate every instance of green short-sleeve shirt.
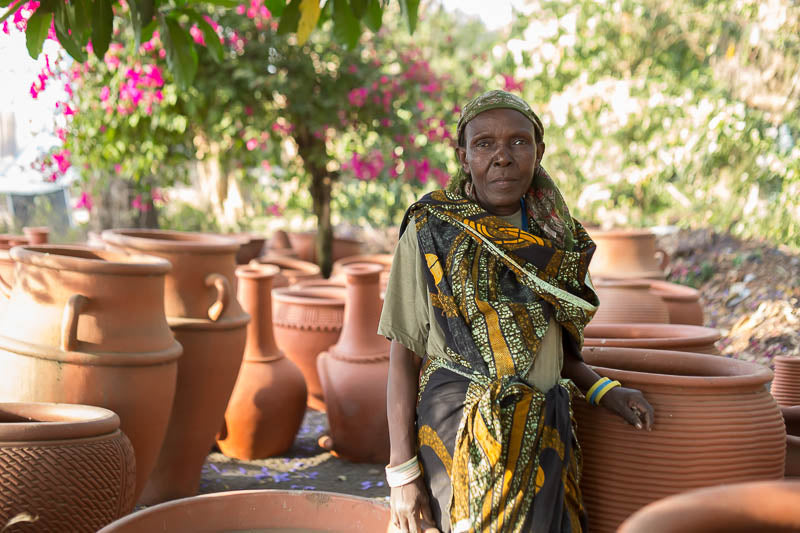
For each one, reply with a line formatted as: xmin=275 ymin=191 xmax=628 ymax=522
xmin=377 ymin=210 xmax=564 ymax=392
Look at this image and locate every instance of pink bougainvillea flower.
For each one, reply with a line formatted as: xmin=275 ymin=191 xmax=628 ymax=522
xmin=246 ymin=138 xmax=258 ymax=151
xmin=29 ymin=83 xmax=38 ymax=99
xmin=416 ymin=101 xmax=425 ymax=111
xmin=2 ymin=20 xmax=8 ymax=34
xmin=267 ymin=204 xmax=282 ymax=216
xmin=189 ymin=24 xmax=205 ymax=45
xmin=347 ymin=87 xmax=368 ymax=108
xmin=53 ymin=150 xmax=70 ymax=173
xmin=502 ymin=74 xmax=524 ymax=92
xmin=100 ymin=86 xmax=110 ymax=101
xmin=75 ymin=192 xmax=93 ymax=211
xmin=132 ymin=194 xmax=151 ymax=212
xmin=151 ymin=189 xmax=167 ymax=205
xmin=114 ymin=164 xmax=122 ymax=173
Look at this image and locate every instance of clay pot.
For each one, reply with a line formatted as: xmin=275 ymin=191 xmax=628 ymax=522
xmin=618 ymin=480 xmax=800 ymax=533
xmin=592 ymin=279 xmax=671 ymax=324
xmin=22 ymin=226 xmax=49 ymax=244
xmin=231 ymin=232 xmax=266 ymax=265
xmin=250 ymin=255 xmax=322 ymax=288
xmin=0 ymin=245 xmax=181 ymax=502
xmin=217 ymin=264 xmax=306 ymax=460
xmin=648 ymin=280 xmax=705 ymax=326
xmin=272 ymin=286 xmax=345 ymax=411
xmin=101 ymin=229 xmax=249 ymax=505
xmin=287 ymin=231 xmax=363 ymax=264
xmin=0 ymin=402 xmax=136 ymax=532
xmin=584 ymin=323 xmax=721 ymax=354
xmin=97 ymin=490 xmax=390 ymax=532
xmin=332 ymin=253 xmax=393 ymax=292
xmin=268 ymin=229 xmax=292 ymax=252
xmin=782 ymin=406 xmax=800 ymax=478
xmin=770 ymin=356 xmax=800 ymax=408
xmin=0 ymin=250 xmax=12 ymax=288
xmin=317 ymin=263 xmax=390 ymax=463
xmin=575 ymin=346 xmax=786 ymax=533
xmin=0 ymin=235 xmax=29 ymax=250
xmin=588 ymin=229 xmax=669 ymax=279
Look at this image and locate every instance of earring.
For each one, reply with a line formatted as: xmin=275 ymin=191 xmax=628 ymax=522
xmin=464 ymin=180 xmax=473 ymax=199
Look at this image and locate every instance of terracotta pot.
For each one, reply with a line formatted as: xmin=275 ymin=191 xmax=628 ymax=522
xmin=593 ymin=279 xmax=671 ymax=324
xmin=648 ymin=280 xmax=705 ymax=326
xmin=231 ymin=232 xmax=266 ymax=265
xmin=0 ymin=402 xmax=136 ymax=532
xmin=0 ymin=245 xmax=181 ymax=502
xmin=250 ymin=255 xmax=322 ymax=288
xmin=588 ymin=228 xmax=669 ymax=279
xmin=22 ymin=226 xmax=49 ymax=244
xmin=317 ymin=263 xmax=390 ymax=463
xmin=618 ymin=480 xmax=800 ymax=533
xmin=584 ymin=323 xmax=721 ymax=354
xmin=97 ymin=490 xmax=390 ymax=532
xmin=287 ymin=231 xmax=363 ymax=264
xmin=0 ymin=235 xmax=29 ymax=249
xmin=771 ymin=356 xmax=800 ymax=408
xmin=782 ymin=406 xmax=800 ymax=478
xmin=272 ymin=286 xmax=345 ymax=411
xmin=0 ymin=250 xmax=12 ymax=288
xmin=101 ymin=229 xmax=249 ymax=505
xmin=332 ymin=253 xmax=393 ymax=292
xmin=268 ymin=229 xmax=292 ymax=251
xmin=575 ymin=346 xmax=785 ymax=533
xmin=217 ymin=264 xmax=306 ymax=460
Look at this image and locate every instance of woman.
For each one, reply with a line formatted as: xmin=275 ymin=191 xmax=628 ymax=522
xmin=378 ymin=90 xmax=654 ymax=533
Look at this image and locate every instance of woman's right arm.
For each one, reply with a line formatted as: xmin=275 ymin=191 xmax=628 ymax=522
xmin=387 ymin=340 xmax=438 ymax=533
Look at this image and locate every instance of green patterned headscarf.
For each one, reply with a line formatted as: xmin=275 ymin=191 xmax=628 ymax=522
xmin=456 ymin=89 xmax=544 ymax=147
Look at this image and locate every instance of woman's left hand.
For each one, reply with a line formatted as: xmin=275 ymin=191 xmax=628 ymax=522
xmin=599 ymin=386 xmax=654 ymax=431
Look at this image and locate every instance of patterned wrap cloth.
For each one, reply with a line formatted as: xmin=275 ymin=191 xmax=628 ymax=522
xmin=401 ymin=91 xmax=599 ymax=533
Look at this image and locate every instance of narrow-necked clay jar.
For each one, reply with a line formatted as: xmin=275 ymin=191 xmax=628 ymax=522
xmin=22 ymin=226 xmax=50 ymax=244
xmin=592 ymin=279 xmax=671 ymax=324
xmin=0 ymin=245 xmax=181 ymax=502
xmin=770 ymin=356 xmax=800 ymax=408
xmin=250 ymin=255 xmax=322 ymax=288
xmin=0 ymin=402 xmax=136 ymax=532
xmin=648 ymin=280 xmax=704 ymax=326
xmin=97 ymin=490 xmax=390 ymax=532
xmin=101 ymin=229 xmax=249 ymax=505
xmin=317 ymin=263 xmax=390 ymax=463
xmin=782 ymin=406 xmax=800 ymax=478
xmin=272 ymin=286 xmax=345 ymax=411
xmin=217 ymin=264 xmax=306 ymax=460
xmin=618 ymin=480 xmax=800 ymax=533
xmin=331 ymin=253 xmax=393 ymax=292
xmin=584 ymin=323 xmax=721 ymax=354
xmin=287 ymin=231 xmax=363 ymax=264
xmin=575 ymin=346 xmax=785 ymax=533
xmin=588 ymin=229 xmax=669 ymax=279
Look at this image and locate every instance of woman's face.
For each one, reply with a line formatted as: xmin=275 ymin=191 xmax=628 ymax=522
xmin=457 ymin=108 xmax=545 ymax=216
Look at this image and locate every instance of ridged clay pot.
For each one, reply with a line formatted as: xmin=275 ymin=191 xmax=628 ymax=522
xmin=782 ymin=406 xmax=800 ymax=478
xmin=648 ymin=280 xmax=705 ymax=325
xmin=331 ymin=253 xmax=393 ymax=293
xmin=0 ymin=245 xmax=181 ymax=502
xmin=618 ymin=480 xmax=800 ymax=533
xmin=250 ymin=255 xmax=321 ymax=288
xmin=592 ymin=279 xmax=671 ymax=324
xmin=101 ymin=229 xmax=249 ymax=505
xmin=216 ymin=264 xmax=306 ymax=460
xmin=317 ymin=263 xmax=390 ymax=463
xmin=584 ymin=323 xmax=721 ymax=354
xmin=272 ymin=286 xmax=345 ymax=411
xmin=575 ymin=346 xmax=785 ymax=533
xmin=22 ymin=226 xmax=49 ymax=245
xmin=287 ymin=231 xmax=363 ymax=264
xmin=588 ymin=229 xmax=669 ymax=279
xmin=97 ymin=490 xmax=390 ymax=532
xmin=0 ymin=402 xmax=136 ymax=532
xmin=770 ymin=356 xmax=800 ymax=408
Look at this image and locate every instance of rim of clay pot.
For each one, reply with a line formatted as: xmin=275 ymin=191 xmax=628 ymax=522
xmin=342 ymin=262 xmax=384 ymax=277
xmin=648 ymin=279 xmax=700 ymax=300
xmin=582 ymin=346 xmax=772 ymax=389
xmin=235 ymin=263 xmax=280 ymax=279
xmin=9 ymin=245 xmax=172 ymax=275
xmin=584 ymin=323 xmax=720 ymax=349
xmin=618 ymin=480 xmax=800 ymax=533
xmin=588 ymin=229 xmax=656 ymax=239
xmin=332 ymin=253 xmax=393 ymax=273
xmin=0 ymin=402 xmax=119 ymax=442
xmin=288 ymin=231 xmax=363 ymax=246
xmin=774 ymin=355 xmax=800 ymax=365
xmin=293 ymin=279 xmax=347 ymax=290
xmin=272 ymin=286 xmax=346 ymax=307
xmin=594 ymin=279 xmax=653 ymax=289
xmin=101 ymin=229 xmax=240 ymax=254
xmin=97 ymin=489 xmax=390 ymax=532
xmin=251 ymin=255 xmax=322 ymax=275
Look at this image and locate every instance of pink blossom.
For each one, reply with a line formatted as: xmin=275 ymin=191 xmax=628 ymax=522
xmin=53 ymin=150 xmax=70 ymax=173
xmin=48 ymin=172 xmax=58 ymax=182
xmin=380 ymin=75 xmax=389 ymax=84
xmin=151 ymin=189 xmax=167 ymax=205
xmin=104 ymin=54 xmax=120 ymax=70
xmin=416 ymin=101 xmax=425 ymax=111
xmin=347 ymin=87 xmax=368 ymax=107
xmin=154 ymin=90 xmax=163 ymax=102
xmin=114 ymin=164 xmax=122 ymax=173
xmin=29 ymin=83 xmax=38 ymax=99
xmin=380 ymin=118 xmax=391 ymax=127
xmin=55 ymin=128 xmax=66 ymax=141
xmin=189 ymin=25 xmax=205 ymax=45
xmin=158 ymin=49 xmax=166 ymax=59
xmin=132 ymin=194 xmax=151 ymax=212
xmin=75 ymin=192 xmax=93 ymax=211
xmin=347 ymin=65 xmax=358 ymax=74
xmin=502 ymin=74 xmax=524 ymax=92
xmin=2 ymin=21 xmax=8 ymax=34
xmin=203 ymin=15 xmax=220 ymax=31
xmin=246 ymin=138 xmax=258 ymax=151
xmin=100 ymin=86 xmax=110 ymax=101
xmin=245 ymin=106 xmax=253 ymax=116
xmin=46 ymin=19 xmax=56 ymax=40
xmin=267 ymin=204 xmax=283 ymax=216
xmin=260 ymin=160 xmax=272 ymax=171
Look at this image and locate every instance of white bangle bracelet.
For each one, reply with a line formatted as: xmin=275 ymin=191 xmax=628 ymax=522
xmin=385 ymin=456 xmax=422 ymax=488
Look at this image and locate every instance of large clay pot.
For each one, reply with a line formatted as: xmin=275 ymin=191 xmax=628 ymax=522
xmin=770 ymin=356 xmax=800 ymax=408
xmin=648 ymin=280 xmax=704 ymax=325
xmin=0 ymin=245 xmax=181 ymax=502
xmin=0 ymin=402 xmax=136 ymax=532
xmin=575 ymin=346 xmax=785 ymax=533
xmin=250 ymin=255 xmax=322 ymax=288
xmin=272 ymin=286 xmax=345 ymax=411
xmin=618 ymin=480 xmax=800 ymax=533
xmin=287 ymin=231 xmax=363 ymax=264
xmin=231 ymin=232 xmax=266 ymax=265
xmin=584 ymin=323 xmax=721 ymax=354
xmin=22 ymin=226 xmax=49 ymax=244
xmin=332 ymin=253 xmax=393 ymax=292
xmin=588 ymin=229 xmax=669 ymax=279
xmin=217 ymin=264 xmax=306 ymax=460
xmin=782 ymin=406 xmax=800 ymax=478
xmin=97 ymin=490 xmax=390 ymax=532
xmin=592 ymin=279 xmax=670 ymax=324
xmin=317 ymin=263 xmax=390 ymax=463
xmin=101 ymin=229 xmax=249 ymax=505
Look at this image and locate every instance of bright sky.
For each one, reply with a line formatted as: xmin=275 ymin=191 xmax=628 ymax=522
xmin=439 ymin=0 xmax=527 ymax=30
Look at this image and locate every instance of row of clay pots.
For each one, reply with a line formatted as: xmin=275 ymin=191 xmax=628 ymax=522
xmin=269 ymin=230 xmax=363 ymax=264
xmin=0 ymin=227 xmax=49 ymax=286
xmin=592 ymin=278 xmax=705 ymax=326
xmin=588 ymin=228 xmax=669 ymax=280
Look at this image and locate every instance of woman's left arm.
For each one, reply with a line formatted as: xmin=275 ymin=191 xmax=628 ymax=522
xmin=561 ymin=340 xmax=655 ymax=431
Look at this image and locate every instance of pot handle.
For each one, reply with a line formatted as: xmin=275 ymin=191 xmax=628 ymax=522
xmin=0 ymin=274 xmax=10 ymax=299
xmin=60 ymin=294 xmax=89 ymax=352
xmin=655 ymin=248 xmax=670 ymax=270
xmin=205 ymin=273 xmax=231 ymax=322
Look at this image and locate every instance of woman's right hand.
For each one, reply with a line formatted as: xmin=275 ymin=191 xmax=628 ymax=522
xmin=389 ymin=477 xmax=440 ymax=533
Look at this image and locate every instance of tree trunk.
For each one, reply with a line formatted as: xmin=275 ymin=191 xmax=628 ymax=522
xmin=297 ymin=133 xmax=334 ymax=277
xmin=89 ymin=174 xmax=158 ymax=230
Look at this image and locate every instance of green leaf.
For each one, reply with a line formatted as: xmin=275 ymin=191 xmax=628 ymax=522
xmin=349 ymin=0 xmax=366 ymax=17
xmin=276 ymin=0 xmax=301 ymax=35
xmin=332 ymin=0 xmax=359 ymax=48
xmin=160 ymin=15 xmax=198 ymax=88
xmin=24 ymin=7 xmax=51 ymax=58
xmin=90 ymin=0 xmax=113 ymax=58
xmin=54 ymin=4 xmax=87 ymax=61
xmin=363 ymin=0 xmax=381 ymax=32
xmin=398 ymin=0 xmax=418 ymax=33
xmin=191 ymin=0 xmax=239 ymax=7
xmin=0 ymin=0 xmax=25 ymax=24
xmin=264 ymin=0 xmax=285 ymax=17
xmin=297 ymin=0 xmax=321 ymax=45
xmin=71 ymin=0 xmax=91 ymax=44
xmin=129 ymin=0 xmax=155 ymax=46
xmin=0 ymin=0 xmax=16 ymax=7
xmin=184 ymin=10 xmax=224 ymax=62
